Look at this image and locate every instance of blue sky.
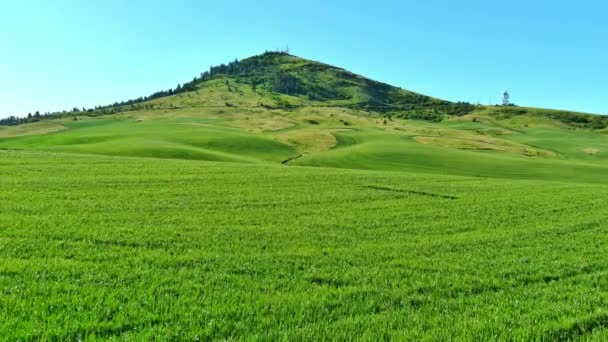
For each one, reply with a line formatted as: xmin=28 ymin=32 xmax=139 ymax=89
xmin=1 ymin=0 xmax=607 ymax=117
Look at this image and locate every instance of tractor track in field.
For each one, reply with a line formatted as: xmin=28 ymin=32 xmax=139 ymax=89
xmin=365 ymin=185 xmax=458 ymax=200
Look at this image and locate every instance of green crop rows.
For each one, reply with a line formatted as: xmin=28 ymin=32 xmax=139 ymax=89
xmin=2 ymin=150 xmax=608 ymax=340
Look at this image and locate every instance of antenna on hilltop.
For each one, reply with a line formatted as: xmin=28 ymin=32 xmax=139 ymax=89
xmin=275 ymin=45 xmax=291 ymax=54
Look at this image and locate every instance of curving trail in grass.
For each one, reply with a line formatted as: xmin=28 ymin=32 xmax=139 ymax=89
xmin=281 ymin=153 xmax=303 ymax=165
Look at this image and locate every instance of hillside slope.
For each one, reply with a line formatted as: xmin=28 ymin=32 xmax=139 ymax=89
xmin=1 ymin=52 xmax=608 ymax=183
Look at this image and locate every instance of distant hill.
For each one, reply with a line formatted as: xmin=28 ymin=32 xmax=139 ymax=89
xmin=3 ymin=51 xmax=605 ymax=129
xmin=1 ymin=52 xmax=478 ymax=125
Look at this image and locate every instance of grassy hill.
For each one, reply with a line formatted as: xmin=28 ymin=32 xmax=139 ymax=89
xmin=1 ymin=52 xmax=608 ymax=183
xmin=3 ymin=52 xmax=608 ymax=339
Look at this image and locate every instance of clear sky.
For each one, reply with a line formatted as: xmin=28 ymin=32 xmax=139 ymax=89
xmin=1 ymin=0 xmax=607 ymax=118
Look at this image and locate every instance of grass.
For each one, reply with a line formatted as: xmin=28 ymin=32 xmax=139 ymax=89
xmin=294 ymin=127 xmax=608 ymax=184
xmin=3 ymin=52 xmax=608 ymax=339
xmin=2 ymin=150 xmax=608 ymax=340
xmin=0 ymin=120 xmax=65 ymax=138
xmin=3 ymin=106 xmax=608 ymax=184
xmin=0 ymin=117 xmax=296 ymax=163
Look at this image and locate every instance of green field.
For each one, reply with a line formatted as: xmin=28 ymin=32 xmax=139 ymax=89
xmin=3 ymin=108 xmax=608 ymax=184
xmin=2 ymin=151 xmax=608 ymax=340
xmin=2 ymin=52 xmax=608 ymax=339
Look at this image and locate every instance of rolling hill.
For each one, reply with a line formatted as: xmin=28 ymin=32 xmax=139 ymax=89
xmin=1 ymin=52 xmax=608 ymax=183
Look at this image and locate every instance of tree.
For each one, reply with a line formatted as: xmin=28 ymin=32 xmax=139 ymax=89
xmin=502 ymin=91 xmax=510 ymax=106
xmin=271 ymin=71 xmax=300 ymax=95
xmin=590 ymin=116 xmax=606 ymax=129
